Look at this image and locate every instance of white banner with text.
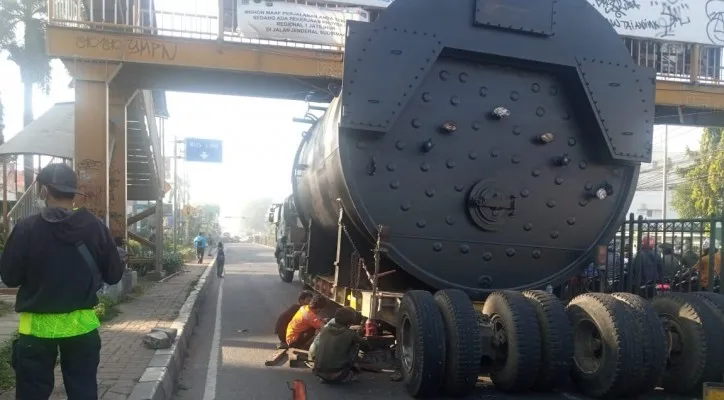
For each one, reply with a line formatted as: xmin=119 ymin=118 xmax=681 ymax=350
xmin=236 ymin=1 xmax=370 ymax=46
xmin=321 ymin=0 xmax=392 ymax=8
xmin=587 ymin=0 xmax=724 ymax=46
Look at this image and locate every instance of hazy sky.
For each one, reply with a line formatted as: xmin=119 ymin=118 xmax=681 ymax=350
xmin=0 ymin=54 xmax=705 ymax=233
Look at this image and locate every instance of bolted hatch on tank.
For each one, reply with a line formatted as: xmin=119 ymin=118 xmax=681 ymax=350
xmin=293 ymin=0 xmax=655 ymax=299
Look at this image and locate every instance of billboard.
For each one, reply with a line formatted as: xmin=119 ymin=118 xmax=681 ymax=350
xmin=236 ymin=1 xmax=369 ymax=46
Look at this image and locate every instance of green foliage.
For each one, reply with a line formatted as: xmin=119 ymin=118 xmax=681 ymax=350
xmin=94 ymin=294 xmax=119 ymax=322
xmin=162 ymin=252 xmax=184 ymax=273
xmin=672 ymin=127 xmax=724 ymax=218
xmin=0 ymin=301 xmax=12 ymax=319
xmin=127 ymin=239 xmax=142 ymax=256
xmin=0 ymin=332 xmax=17 ymax=390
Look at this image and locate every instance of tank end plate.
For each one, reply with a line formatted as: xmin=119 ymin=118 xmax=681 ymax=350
xmin=575 ymin=57 xmax=656 ymax=163
xmin=340 ymin=22 xmax=442 ymax=132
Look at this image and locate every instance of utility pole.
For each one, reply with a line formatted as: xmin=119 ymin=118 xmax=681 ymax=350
xmin=662 ymin=125 xmax=669 ymax=219
xmin=155 ymin=117 xmax=165 ymax=273
xmin=172 ymin=137 xmax=180 ymax=252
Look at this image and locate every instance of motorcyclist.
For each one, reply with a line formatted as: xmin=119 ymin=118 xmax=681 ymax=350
xmin=693 ymin=239 xmax=721 ymax=290
xmin=657 ymin=243 xmax=680 ymax=280
xmin=630 ymin=235 xmax=663 ymax=297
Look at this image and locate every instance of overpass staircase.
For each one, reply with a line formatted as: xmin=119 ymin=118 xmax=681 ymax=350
xmin=6 ymin=89 xmax=164 ymax=232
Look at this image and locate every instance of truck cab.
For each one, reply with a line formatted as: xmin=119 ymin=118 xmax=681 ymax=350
xmin=268 ymin=195 xmax=305 ymax=282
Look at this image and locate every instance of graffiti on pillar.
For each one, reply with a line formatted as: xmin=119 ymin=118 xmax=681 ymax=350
xmin=109 ymin=211 xmax=126 ymax=239
xmin=109 ymin=167 xmax=122 ymax=203
xmin=78 ymin=159 xmax=102 ymax=171
xmin=78 ymin=183 xmax=105 ymax=203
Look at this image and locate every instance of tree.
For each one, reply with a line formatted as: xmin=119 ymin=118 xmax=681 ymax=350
xmin=0 ymin=0 xmax=52 ymax=189
xmin=240 ymin=197 xmax=274 ymax=233
xmin=672 ymin=127 xmax=724 ymax=218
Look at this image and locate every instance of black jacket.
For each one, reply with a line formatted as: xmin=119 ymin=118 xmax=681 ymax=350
xmin=0 ymin=207 xmax=124 ymax=313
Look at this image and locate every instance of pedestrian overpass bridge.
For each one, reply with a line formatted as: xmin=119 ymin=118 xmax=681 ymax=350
xmin=35 ymin=0 xmax=724 ymax=238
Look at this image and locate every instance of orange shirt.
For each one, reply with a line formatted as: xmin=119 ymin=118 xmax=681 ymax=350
xmin=285 ymin=305 xmax=324 ymax=344
xmin=695 ymin=253 xmax=722 ymax=288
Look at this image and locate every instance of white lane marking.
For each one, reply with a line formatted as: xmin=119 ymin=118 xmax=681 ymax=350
xmin=203 ymin=278 xmax=224 ymax=400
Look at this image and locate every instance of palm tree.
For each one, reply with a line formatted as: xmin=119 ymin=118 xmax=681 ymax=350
xmin=0 ymin=0 xmax=52 ymax=190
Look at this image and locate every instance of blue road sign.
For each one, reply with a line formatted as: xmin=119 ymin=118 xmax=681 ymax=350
xmin=185 ymin=138 xmax=223 ymax=163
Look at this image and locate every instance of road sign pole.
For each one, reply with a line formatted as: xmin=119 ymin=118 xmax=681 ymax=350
xmin=173 ymin=137 xmax=178 ymax=252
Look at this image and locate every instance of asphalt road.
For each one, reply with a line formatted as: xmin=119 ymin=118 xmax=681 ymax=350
xmin=172 ymin=243 xmax=687 ymax=400
xmin=174 ymin=243 xmax=408 ymax=400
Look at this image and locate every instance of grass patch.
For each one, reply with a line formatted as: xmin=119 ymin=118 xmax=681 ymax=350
xmin=0 ymin=332 xmax=17 ymax=391
xmin=0 ymin=301 xmax=14 ymax=319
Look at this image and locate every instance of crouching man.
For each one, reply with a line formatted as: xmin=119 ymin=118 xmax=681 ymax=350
xmin=310 ymin=307 xmax=362 ymax=384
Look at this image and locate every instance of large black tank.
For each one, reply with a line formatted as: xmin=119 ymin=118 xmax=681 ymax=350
xmin=294 ymin=0 xmax=655 ymax=298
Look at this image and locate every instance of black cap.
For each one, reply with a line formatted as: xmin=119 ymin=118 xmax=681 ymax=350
xmin=37 ymin=163 xmax=82 ymax=195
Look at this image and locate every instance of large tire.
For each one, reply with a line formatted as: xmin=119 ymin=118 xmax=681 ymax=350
xmin=611 ymin=292 xmax=667 ymax=396
xmin=434 ymin=289 xmax=482 ymax=397
xmin=565 ymin=292 xmax=642 ymax=398
xmin=693 ymin=291 xmax=724 ymax=318
xmin=652 ymin=293 xmax=724 ymax=395
xmin=522 ymin=290 xmax=573 ymax=391
xmin=278 ymin=259 xmax=294 ymax=283
xmin=397 ymin=290 xmax=446 ymax=397
xmin=481 ymin=291 xmax=542 ymax=392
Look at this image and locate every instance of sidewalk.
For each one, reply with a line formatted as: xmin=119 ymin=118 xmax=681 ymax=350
xmin=0 ymin=264 xmax=207 ymax=400
xmin=0 ymin=295 xmax=18 ymax=344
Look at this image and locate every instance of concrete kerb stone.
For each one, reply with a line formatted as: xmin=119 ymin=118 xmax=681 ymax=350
xmin=128 ymin=257 xmax=216 ymax=400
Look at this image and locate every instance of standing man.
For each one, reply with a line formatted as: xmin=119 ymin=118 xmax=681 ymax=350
xmin=193 ymin=231 xmax=208 ymax=264
xmin=0 ymin=163 xmax=124 ymax=399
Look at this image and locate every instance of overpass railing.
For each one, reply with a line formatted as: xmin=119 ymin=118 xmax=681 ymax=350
xmin=47 ymin=0 xmax=723 ymax=84
xmin=7 ymin=157 xmax=71 ymax=233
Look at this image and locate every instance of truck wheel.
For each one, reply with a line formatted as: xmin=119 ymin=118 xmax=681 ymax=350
xmin=482 ymin=291 xmax=541 ymax=392
xmin=434 ymin=289 xmax=482 ymax=397
xmin=278 ymin=259 xmax=294 ymax=283
xmin=611 ymin=292 xmax=666 ymax=396
xmin=693 ymin=291 xmax=724 ymax=318
xmin=652 ymin=293 xmax=724 ymax=394
xmin=522 ymin=290 xmax=573 ymax=391
xmin=565 ymin=293 xmax=642 ymax=398
xmin=397 ymin=290 xmax=446 ymax=397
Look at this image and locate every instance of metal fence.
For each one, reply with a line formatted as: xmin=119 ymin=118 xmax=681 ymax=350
xmin=559 ymin=213 xmax=723 ymax=300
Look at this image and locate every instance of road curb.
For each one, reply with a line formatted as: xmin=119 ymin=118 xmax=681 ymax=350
xmin=128 ymin=258 xmax=216 ymax=400
xmin=252 ymin=242 xmax=275 ymax=249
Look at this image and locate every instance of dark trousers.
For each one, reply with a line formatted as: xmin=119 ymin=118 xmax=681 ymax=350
xmin=216 ymin=259 xmax=225 ymax=277
xmin=196 ymin=247 xmax=205 ymax=263
xmin=314 ymin=343 xmax=360 ymax=384
xmin=287 ymin=328 xmax=315 ymax=349
xmin=13 ymin=329 xmax=101 ymax=400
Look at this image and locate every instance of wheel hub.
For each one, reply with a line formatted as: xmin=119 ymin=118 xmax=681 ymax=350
xmin=573 ymin=318 xmax=604 ymax=374
xmin=400 ymin=316 xmax=414 ymax=375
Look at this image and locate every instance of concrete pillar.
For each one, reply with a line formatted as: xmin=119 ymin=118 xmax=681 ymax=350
xmin=65 ymin=61 xmax=122 ymax=223
xmin=108 ymin=87 xmax=137 ymax=240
